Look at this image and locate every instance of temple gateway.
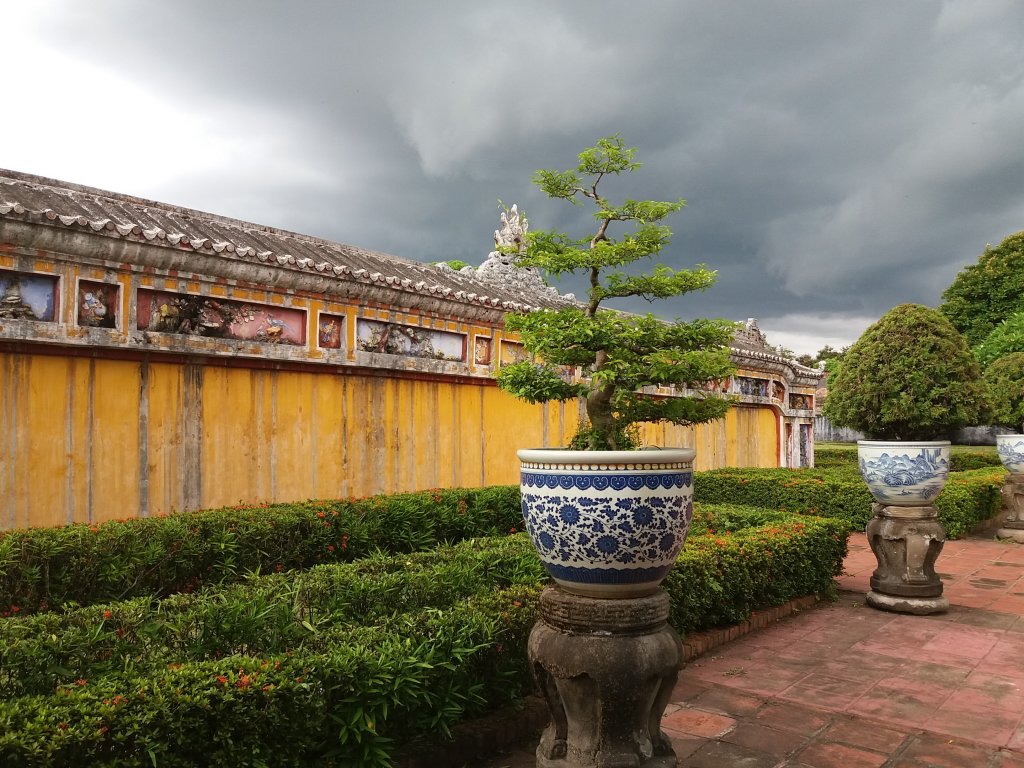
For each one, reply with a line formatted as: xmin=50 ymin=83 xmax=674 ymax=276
xmin=0 ymin=171 xmax=821 ymax=529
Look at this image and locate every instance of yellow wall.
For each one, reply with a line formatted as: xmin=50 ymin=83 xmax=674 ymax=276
xmin=0 ymin=350 xmax=780 ymax=528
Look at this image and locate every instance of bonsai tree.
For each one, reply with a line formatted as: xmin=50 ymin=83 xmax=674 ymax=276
xmin=495 ymin=136 xmax=736 ymax=451
xmin=984 ymin=352 xmax=1024 ymax=433
xmin=823 ymin=303 xmax=985 ymax=440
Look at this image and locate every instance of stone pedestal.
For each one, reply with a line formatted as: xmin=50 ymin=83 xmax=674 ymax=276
xmin=997 ymin=473 xmax=1024 ymax=542
xmin=529 ymin=587 xmax=681 ymax=768
xmin=865 ymin=503 xmax=948 ymax=615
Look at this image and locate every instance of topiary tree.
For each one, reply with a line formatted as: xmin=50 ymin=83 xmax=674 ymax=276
xmin=984 ymin=352 xmax=1024 ymax=432
xmin=940 ymin=231 xmax=1024 ymax=346
xmin=823 ymin=303 xmax=985 ymax=440
xmin=495 ymin=136 xmax=736 ymax=451
xmin=974 ymin=311 xmax=1024 ymax=369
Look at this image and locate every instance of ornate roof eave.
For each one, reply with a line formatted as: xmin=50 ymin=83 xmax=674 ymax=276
xmin=729 ymin=345 xmax=824 ymax=386
xmin=0 ymin=171 xmax=572 ymax=324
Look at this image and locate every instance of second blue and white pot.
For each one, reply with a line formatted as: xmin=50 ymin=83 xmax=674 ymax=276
xmin=518 ymin=447 xmax=695 ymax=598
xmin=857 ymin=440 xmax=951 ymax=506
xmin=996 ymin=434 xmax=1024 ymax=474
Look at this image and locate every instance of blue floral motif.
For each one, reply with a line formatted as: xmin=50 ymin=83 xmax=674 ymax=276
xmin=519 ymin=466 xmax=692 ymax=577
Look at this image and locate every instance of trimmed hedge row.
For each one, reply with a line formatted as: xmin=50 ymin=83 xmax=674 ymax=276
xmin=0 ymin=536 xmax=546 ymax=699
xmin=0 ymin=486 xmax=522 ymax=616
xmin=814 ymin=446 xmax=1003 ymax=472
xmin=694 ymin=467 xmax=1004 ymax=538
xmin=0 ymin=586 xmax=540 ymax=768
xmin=0 ymin=510 xmax=849 ymax=766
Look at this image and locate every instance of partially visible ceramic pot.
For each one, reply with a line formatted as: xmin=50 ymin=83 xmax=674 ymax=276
xmin=857 ymin=440 xmax=951 ymax=506
xmin=518 ymin=447 xmax=695 ymax=599
xmin=996 ymin=434 xmax=1024 ymax=474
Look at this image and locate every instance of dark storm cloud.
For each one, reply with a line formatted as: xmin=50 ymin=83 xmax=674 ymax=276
xmin=11 ymin=0 xmax=1024 ymax=352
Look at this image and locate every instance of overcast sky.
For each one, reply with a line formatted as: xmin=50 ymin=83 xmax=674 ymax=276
xmin=4 ymin=1 xmax=1024 ymax=355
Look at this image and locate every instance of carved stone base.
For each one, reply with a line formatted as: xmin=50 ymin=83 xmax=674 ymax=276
xmin=866 ymin=503 xmax=947 ymax=614
xmin=996 ymin=528 xmax=1024 ymax=543
xmin=529 ymin=587 xmax=681 ymax=768
xmin=1000 ymin=473 xmax=1024 ymax=531
xmin=866 ymin=590 xmax=949 ymax=615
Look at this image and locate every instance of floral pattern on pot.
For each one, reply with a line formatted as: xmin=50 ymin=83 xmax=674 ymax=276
xmin=997 ymin=435 xmax=1024 ymax=474
xmin=518 ymin=448 xmax=695 ymax=598
xmin=857 ymin=441 xmax=950 ymax=506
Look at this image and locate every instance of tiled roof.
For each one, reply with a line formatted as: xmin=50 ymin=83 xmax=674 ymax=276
xmin=0 ymin=169 xmax=569 ymax=313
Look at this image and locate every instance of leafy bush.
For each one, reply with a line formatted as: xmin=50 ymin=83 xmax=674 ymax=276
xmin=814 ymin=446 xmax=1001 ymax=473
xmin=0 ymin=509 xmax=848 ymax=766
xmin=694 ymin=466 xmax=1003 ymax=538
xmin=985 ymin=352 xmax=1024 ymax=432
xmin=0 ymin=486 xmax=522 ymax=616
xmin=823 ymin=304 xmax=985 ymax=440
xmin=975 ymin=312 xmax=1024 ymax=369
xmin=941 ymin=231 xmax=1024 ymax=346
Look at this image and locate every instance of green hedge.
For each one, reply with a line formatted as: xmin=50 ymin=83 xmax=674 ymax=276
xmin=0 ymin=586 xmax=540 ymax=768
xmin=0 ymin=536 xmax=546 ymax=699
xmin=0 ymin=509 xmax=849 ymax=766
xmin=814 ymin=446 xmax=1002 ymax=472
xmin=694 ymin=467 xmax=1004 ymax=538
xmin=0 ymin=486 xmax=522 ymax=616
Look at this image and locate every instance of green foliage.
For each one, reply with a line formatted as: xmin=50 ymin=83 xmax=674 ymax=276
xmin=975 ymin=312 xmax=1024 ymax=369
xmin=941 ymin=231 xmax=1024 ymax=346
xmin=694 ymin=466 xmax=1004 ymax=538
xmin=984 ymin=352 xmax=1024 ymax=431
xmin=823 ymin=304 xmax=985 ymax=440
xmin=0 ymin=486 xmax=523 ymax=615
xmin=814 ymin=445 xmax=1002 ymax=473
xmin=431 ymin=259 xmax=470 ymax=271
xmin=496 ymin=136 xmax=735 ymax=450
xmin=0 ymin=505 xmax=847 ymax=766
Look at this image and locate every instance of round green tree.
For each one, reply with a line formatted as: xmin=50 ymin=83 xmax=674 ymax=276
xmin=496 ymin=136 xmax=736 ymax=451
xmin=984 ymin=352 xmax=1024 ymax=432
xmin=940 ymin=231 xmax=1024 ymax=346
xmin=823 ymin=303 xmax=985 ymax=440
xmin=974 ymin=311 xmax=1024 ymax=369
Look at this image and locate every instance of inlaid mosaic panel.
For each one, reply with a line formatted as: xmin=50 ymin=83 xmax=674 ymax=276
xmin=473 ymin=336 xmax=492 ymax=365
xmin=499 ymin=340 xmax=529 ymax=366
xmin=77 ymin=281 xmax=118 ymax=329
xmin=357 ymin=319 xmax=465 ymax=361
xmin=137 ymin=289 xmax=306 ymax=345
xmin=0 ymin=269 xmax=58 ymax=321
xmin=789 ymin=393 xmax=813 ymax=410
xmin=317 ymin=314 xmax=344 ymax=349
xmin=736 ymin=376 xmax=769 ymax=398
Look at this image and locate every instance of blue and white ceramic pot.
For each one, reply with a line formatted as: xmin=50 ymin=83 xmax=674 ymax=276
xmin=518 ymin=447 xmax=695 ymax=598
xmin=996 ymin=434 xmax=1024 ymax=474
xmin=857 ymin=440 xmax=951 ymax=506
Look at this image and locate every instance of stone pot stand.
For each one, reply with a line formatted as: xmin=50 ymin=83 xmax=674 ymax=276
xmin=518 ymin=448 xmax=694 ymax=768
xmin=858 ymin=441 xmax=950 ymax=615
xmin=995 ymin=435 xmax=1024 ymax=542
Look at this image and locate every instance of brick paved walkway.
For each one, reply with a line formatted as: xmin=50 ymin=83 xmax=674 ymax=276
xmin=474 ymin=532 xmax=1024 ymax=767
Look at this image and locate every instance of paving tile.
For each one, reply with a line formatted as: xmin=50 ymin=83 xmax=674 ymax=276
xmin=996 ymin=750 xmax=1024 ymax=767
xmin=779 ymin=672 xmax=877 ymax=712
xmin=899 ymin=732 xmax=1000 ymax=767
xmin=753 ymin=701 xmax=832 ymax=734
xmin=687 ymin=686 xmax=765 ymax=717
xmin=721 ymin=720 xmax=809 ymax=757
xmin=897 ymin=659 xmax=973 ymax=686
xmin=666 ymin=733 xmax=705 ymax=759
xmin=822 ymin=716 xmax=909 ymax=753
xmin=684 ymin=739 xmax=781 ymax=768
xmin=924 ymin=698 xmax=1020 ymax=746
xmin=669 ymin=675 xmax=709 ymax=702
xmin=846 ymin=677 xmax=953 ymax=722
xmin=660 ymin=706 xmax=736 ymax=738
xmin=795 ymin=740 xmax=888 ymax=768
xmin=959 ymin=670 xmax=1024 ymax=708
xmin=921 ymin=623 xmax=1003 ymax=660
